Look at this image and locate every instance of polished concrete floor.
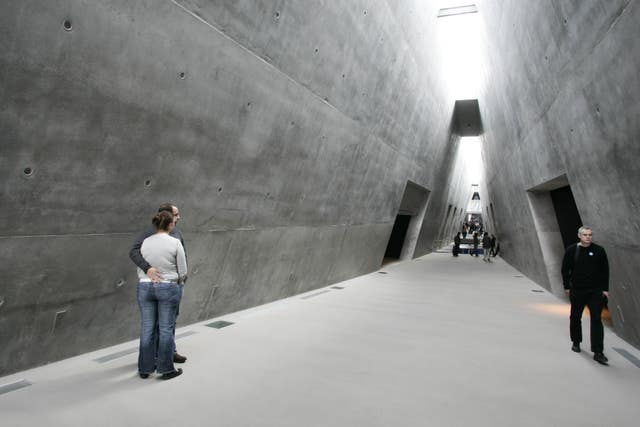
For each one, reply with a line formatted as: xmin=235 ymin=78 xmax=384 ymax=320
xmin=1 ymin=251 xmax=639 ymax=426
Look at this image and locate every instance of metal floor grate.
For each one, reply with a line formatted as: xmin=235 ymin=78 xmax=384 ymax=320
xmin=301 ymin=290 xmax=331 ymax=300
xmin=94 ymin=330 xmax=197 ymax=363
xmin=205 ymin=320 xmax=234 ymax=329
xmin=613 ymin=347 xmax=640 ymax=368
xmin=0 ymin=379 xmax=32 ymax=396
xmin=93 ymin=347 xmax=137 ymax=363
xmin=175 ymin=330 xmax=197 ymax=339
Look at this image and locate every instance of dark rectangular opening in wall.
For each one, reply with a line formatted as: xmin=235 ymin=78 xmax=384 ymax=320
xmin=439 ymin=204 xmax=453 ymax=243
xmin=490 ymin=202 xmax=498 ymax=233
xmin=527 ymin=174 xmax=576 ymax=294
xmin=444 ymin=204 xmax=452 ymax=227
xmin=384 ymin=181 xmax=431 ymax=264
xmin=550 ymin=185 xmax=583 ymax=248
xmin=384 ymin=215 xmax=411 ymax=259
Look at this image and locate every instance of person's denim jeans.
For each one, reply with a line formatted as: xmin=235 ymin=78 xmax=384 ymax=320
xmin=156 ymin=284 xmax=183 ymax=354
xmin=137 ymin=281 xmax=182 ymax=374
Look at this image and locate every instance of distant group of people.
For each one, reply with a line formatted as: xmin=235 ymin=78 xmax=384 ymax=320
xmin=461 ymin=221 xmax=483 ymax=239
xmin=452 ymin=229 xmax=498 ymax=260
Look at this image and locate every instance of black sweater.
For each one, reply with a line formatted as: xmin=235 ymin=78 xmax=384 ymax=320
xmin=561 ymin=243 xmax=609 ymax=291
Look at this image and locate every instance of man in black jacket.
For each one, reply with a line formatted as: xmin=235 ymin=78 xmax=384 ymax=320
xmin=482 ymin=232 xmax=492 ymax=262
xmin=130 ymin=203 xmax=188 ymax=364
xmin=561 ymin=226 xmax=609 ymax=365
xmin=453 ymin=232 xmax=461 ymax=257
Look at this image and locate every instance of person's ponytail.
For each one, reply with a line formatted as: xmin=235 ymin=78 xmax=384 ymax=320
xmin=152 ymin=211 xmax=174 ymax=231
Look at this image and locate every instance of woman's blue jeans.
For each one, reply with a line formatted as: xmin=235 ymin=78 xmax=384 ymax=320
xmin=137 ymin=281 xmax=182 ymax=374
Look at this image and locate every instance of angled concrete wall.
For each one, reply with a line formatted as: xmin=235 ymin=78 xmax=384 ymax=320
xmin=0 ymin=1 xmax=468 ymax=374
xmin=478 ymin=0 xmax=640 ymax=347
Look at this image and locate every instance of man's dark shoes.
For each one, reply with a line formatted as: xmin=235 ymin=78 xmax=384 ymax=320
xmin=571 ymin=342 xmax=581 ymax=353
xmin=593 ymin=353 xmax=608 ymax=365
xmin=161 ymin=368 xmax=183 ymax=380
xmin=173 ymin=352 xmax=187 ymax=363
xmin=139 ymin=373 xmax=150 ymax=379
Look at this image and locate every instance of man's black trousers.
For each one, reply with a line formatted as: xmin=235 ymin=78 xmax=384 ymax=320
xmin=569 ymin=289 xmax=605 ymax=353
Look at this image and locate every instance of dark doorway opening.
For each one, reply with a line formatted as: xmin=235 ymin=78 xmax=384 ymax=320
xmin=382 ymin=181 xmax=430 ymax=266
xmin=384 ymin=214 xmax=411 ymax=259
xmin=527 ymin=174 xmax=581 ymax=294
xmin=550 ymin=185 xmax=583 ymax=248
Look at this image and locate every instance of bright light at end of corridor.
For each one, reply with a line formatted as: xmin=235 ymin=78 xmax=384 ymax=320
xmin=460 ymin=137 xmax=482 ymax=183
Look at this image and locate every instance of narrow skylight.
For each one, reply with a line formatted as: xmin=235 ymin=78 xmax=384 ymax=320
xmin=437 ymin=4 xmax=478 ymax=18
xmin=436 ymin=4 xmax=483 ymax=100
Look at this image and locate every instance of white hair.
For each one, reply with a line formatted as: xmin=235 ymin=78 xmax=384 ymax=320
xmin=577 ymin=226 xmax=592 ymax=235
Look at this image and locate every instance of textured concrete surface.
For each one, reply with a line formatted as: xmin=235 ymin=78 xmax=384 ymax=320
xmin=0 ymin=1 xmax=472 ymax=374
xmin=477 ymin=0 xmax=640 ymax=348
xmin=1 ymin=252 xmax=639 ymax=427
xmin=2 ymin=0 xmax=639 ymax=377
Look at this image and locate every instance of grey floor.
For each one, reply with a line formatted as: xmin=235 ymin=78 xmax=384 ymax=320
xmin=2 ymin=251 xmax=639 ymax=426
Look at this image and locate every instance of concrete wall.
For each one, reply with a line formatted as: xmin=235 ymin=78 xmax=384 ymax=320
xmin=478 ymin=0 xmax=640 ymax=347
xmin=0 ymin=1 xmax=468 ymax=374
xmin=5 ymin=0 xmax=636 ymax=376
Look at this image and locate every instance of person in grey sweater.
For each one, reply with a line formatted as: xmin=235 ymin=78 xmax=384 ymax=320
xmin=130 ymin=203 xmax=188 ymax=363
xmin=130 ymin=204 xmax=186 ymax=283
xmin=137 ymin=232 xmax=187 ymax=283
xmin=137 ymin=210 xmax=187 ymax=380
